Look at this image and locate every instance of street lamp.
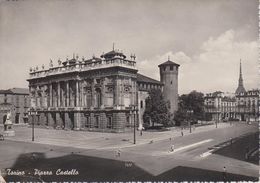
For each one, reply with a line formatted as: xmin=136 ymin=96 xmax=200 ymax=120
xmin=187 ymin=110 xmax=193 ymax=133
xmin=30 ymin=110 xmax=37 ymax=141
xmin=133 ymin=105 xmax=136 ymax=144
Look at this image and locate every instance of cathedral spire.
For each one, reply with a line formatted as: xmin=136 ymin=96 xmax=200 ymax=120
xmin=235 ymin=59 xmax=246 ymax=94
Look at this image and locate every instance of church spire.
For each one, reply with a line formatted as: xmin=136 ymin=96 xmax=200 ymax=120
xmin=235 ymin=59 xmax=246 ymax=94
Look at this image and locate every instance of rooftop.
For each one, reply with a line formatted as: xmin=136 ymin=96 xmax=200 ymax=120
xmin=158 ymin=60 xmax=180 ymax=67
xmin=0 ymin=88 xmax=29 ymax=95
xmin=137 ymin=73 xmax=163 ymax=85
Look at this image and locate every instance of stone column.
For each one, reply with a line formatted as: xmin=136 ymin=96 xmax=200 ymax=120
xmin=57 ymin=82 xmax=61 ymax=107
xmin=49 ymin=83 xmax=53 ymax=107
xmin=66 ymin=81 xmax=69 ymax=107
xmin=80 ymin=81 xmax=83 ymax=107
xmin=56 ymin=113 xmax=62 ymax=129
xmin=101 ymin=79 xmax=105 ymax=109
xmin=74 ymin=112 xmax=81 ymax=130
xmin=39 ymin=113 xmax=47 ymax=126
xmin=91 ymin=83 xmax=95 ymax=109
xmin=114 ymin=77 xmax=120 ymax=108
xmin=76 ymin=80 xmax=79 ymax=107
xmin=48 ymin=113 xmax=54 ymax=128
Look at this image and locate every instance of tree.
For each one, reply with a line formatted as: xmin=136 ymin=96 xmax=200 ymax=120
xmin=174 ymin=90 xmax=205 ymax=126
xmin=143 ymin=89 xmax=173 ymax=127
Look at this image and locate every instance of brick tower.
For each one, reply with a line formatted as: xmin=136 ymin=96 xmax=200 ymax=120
xmin=158 ymin=58 xmax=180 ymax=115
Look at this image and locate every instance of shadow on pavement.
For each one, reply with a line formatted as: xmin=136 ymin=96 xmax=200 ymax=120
xmin=213 ymin=132 xmax=259 ymax=165
xmin=3 ymin=152 xmax=258 ymax=182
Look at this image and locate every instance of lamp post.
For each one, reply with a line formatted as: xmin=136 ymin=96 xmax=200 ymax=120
xmin=32 ymin=114 xmax=34 ymax=141
xmin=30 ymin=110 xmax=37 ymax=142
xmin=133 ymin=105 xmax=136 ymax=144
xmin=187 ymin=110 xmax=193 ymax=133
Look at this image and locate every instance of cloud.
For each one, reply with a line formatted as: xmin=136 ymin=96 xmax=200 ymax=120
xmin=138 ymin=51 xmax=192 ymax=81
xmin=139 ymin=29 xmax=258 ymax=94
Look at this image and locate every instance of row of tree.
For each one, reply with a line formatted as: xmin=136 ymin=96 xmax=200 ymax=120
xmin=143 ymin=89 xmax=206 ymax=127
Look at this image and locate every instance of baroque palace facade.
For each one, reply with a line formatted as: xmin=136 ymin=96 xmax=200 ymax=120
xmin=27 ymin=49 xmax=179 ymax=132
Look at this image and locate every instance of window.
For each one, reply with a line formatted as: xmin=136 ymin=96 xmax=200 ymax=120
xmin=107 ymin=116 xmax=112 ymax=129
xmin=95 ymin=88 xmax=101 ymax=108
xmin=170 ymin=65 xmax=173 ymax=70
xmin=126 ymin=116 xmax=130 ymax=126
xmin=140 ymin=100 xmax=143 ymax=108
xmin=171 ymin=81 xmax=173 ymax=84
xmin=16 ymin=95 xmax=19 ymax=106
xmin=96 ymin=79 xmax=101 ymax=84
xmin=163 ymin=67 xmax=166 ymax=71
xmin=95 ymin=116 xmax=99 ymax=128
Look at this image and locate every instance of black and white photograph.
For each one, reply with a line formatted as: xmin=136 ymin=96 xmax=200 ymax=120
xmin=0 ymin=0 xmax=259 ymax=182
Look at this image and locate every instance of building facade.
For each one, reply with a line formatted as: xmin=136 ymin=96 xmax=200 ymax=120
xmin=204 ymin=61 xmax=259 ymax=122
xmin=204 ymin=92 xmax=236 ymax=121
xmin=0 ymin=88 xmax=30 ymax=125
xmin=27 ymin=49 xmax=179 ymax=132
xmin=235 ymin=89 xmax=259 ymax=121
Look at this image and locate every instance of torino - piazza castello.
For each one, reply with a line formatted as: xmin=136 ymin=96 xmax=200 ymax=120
xmin=27 ymin=48 xmax=178 ymax=132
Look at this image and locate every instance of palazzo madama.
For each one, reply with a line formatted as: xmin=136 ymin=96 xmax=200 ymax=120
xmin=27 ymin=48 xmax=179 ymax=132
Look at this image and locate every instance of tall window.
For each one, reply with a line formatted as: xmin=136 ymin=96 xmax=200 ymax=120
xmin=107 ymin=116 xmax=112 ymax=129
xmin=95 ymin=116 xmax=99 ymax=128
xmin=140 ymin=100 xmax=143 ymax=108
xmin=170 ymin=65 xmax=173 ymax=70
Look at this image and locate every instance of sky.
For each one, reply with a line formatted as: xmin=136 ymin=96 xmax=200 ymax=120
xmin=0 ymin=0 xmax=258 ymax=94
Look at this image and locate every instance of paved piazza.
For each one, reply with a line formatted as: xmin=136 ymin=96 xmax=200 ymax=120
xmin=0 ymin=121 xmax=258 ymax=180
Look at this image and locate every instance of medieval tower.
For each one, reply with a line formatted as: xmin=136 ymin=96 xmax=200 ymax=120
xmin=158 ymin=58 xmax=180 ymax=115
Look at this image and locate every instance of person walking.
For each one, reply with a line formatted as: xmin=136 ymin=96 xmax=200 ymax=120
xmin=115 ymin=149 xmax=121 ymax=157
xmin=181 ymin=128 xmax=184 ymax=137
xmin=170 ymin=144 xmax=175 ymax=152
xmin=222 ymin=166 xmax=227 ymax=181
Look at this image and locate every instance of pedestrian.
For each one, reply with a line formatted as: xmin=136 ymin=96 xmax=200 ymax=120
xmin=245 ymin=147 xmax=249 ymax=160
xmin=140 ymin=129 xmax=143 ymax=136
xmin=181 ymin=128 xmax=184 ymax=137
xmin=170 ymin=144 xmax=175 ymax=152
xmin=222 ymin=166 xmax=227 ymax=181
xmin=117 ymin=149 xmax=121 ymax=157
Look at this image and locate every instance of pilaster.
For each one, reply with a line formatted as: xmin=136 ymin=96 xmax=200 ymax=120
xmin=39 ymin=112 xmax=47 ymax=126
xmin=66 ymin=81 xmax=69 ymax=107
xmin=64 ymin=112 xmax=72 ymax=130
xmin=73 ymin=112 xmax=81 ymax=130
xmin=56 ymin=112 xmax=62 ymax=129
xmin=48 ymin=112 xmax=54 ymax=128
